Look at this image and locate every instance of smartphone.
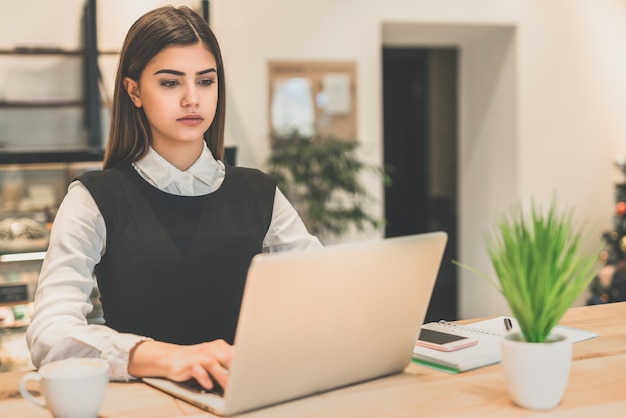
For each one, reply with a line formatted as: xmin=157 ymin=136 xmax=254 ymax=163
xmin=415 ymin=328 xmax=478 ymax=352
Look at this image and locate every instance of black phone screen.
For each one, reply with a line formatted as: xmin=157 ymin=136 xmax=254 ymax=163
xmin=418 ymin=328 xmax=469 ymax=344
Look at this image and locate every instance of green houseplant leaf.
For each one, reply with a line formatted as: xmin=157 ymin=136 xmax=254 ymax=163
xmin=455 ymin=198 xmax=603 ymax=343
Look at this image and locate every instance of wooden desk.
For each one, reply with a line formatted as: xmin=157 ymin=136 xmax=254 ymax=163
xmin=1 ymin=302 xmax=625 ymax=417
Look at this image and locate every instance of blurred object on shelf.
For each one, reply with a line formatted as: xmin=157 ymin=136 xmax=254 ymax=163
xmin=0 ymin=303 xmax=34 ymax=372
xmin=0 ymin=284 xmax=27 ymax=304
xmin=0 ymin=217 xmax=49 ymax=252
xmin=27 ymin=184 xmax=56 ymax=211
xmin=1 ymin=170 xmax=24 ymax=212
xmin=0 ymin=303 xmax=33 ymax=329
xmin=0 ymin=327 xmax=33 ymax=371
xmin=0 ymin=306 xmax=14 ymax=327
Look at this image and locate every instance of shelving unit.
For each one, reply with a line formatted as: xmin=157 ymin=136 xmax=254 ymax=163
xmin=0 ymin=48 xmax=84 ymax=55
xmin=0 ymin=48 xmax=85 ymax=108
xmin=0 ymin=0 xmax=106 ymax=372
xmin=0 ymin=0 xmax=105 ymax=152
xmin=0 ymin=48 xmax=116 ymax=110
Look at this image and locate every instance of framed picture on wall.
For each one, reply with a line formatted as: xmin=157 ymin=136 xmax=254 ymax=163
xmin=268 ymin=60 xmax=357 ymax=140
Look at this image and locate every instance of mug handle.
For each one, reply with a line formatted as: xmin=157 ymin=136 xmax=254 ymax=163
xmin=19 ymin=372 xmax=47 ymax=408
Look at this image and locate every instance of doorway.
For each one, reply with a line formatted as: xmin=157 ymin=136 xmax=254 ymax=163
xmin=382 ymin=47 xmax=459 ymax=322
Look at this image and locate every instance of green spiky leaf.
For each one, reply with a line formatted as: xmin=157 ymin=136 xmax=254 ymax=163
xmin=454 ymin=198 xmax=603 ymax=342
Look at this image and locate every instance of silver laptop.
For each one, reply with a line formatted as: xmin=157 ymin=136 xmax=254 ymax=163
xmin=144 ymin=232 xmax=447 ymax=416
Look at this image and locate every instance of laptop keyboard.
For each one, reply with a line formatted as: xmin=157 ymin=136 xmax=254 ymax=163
xmin=175 ymin=378 xmax=225 ymax=397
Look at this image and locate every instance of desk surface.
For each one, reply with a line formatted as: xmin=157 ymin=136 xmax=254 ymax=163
xmin=1 ymin=302 xmax=625 ymax=417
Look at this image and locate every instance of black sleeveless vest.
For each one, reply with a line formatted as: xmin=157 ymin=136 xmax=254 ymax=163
xmin=77 ymin=164 xmax=276 ymax=344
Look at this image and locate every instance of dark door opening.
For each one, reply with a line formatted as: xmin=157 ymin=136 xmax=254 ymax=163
xmin=382 ymin=47 xmax=459 ymax=322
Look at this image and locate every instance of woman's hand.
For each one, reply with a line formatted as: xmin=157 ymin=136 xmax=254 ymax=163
xmin=128 ymin=339 xmax=233 ymax=391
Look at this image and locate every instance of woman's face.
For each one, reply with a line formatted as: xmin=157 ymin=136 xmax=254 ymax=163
xmin=124 ymin=43 xmax=218 ymax=148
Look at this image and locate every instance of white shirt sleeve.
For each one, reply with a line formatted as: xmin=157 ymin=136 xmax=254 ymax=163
xmin=263 ymin=187 xmax=323 ymax=252
xmin=25 ymin=181 xmax=150 ymax=381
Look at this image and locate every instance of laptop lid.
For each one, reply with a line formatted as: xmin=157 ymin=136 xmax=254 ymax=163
xmin=144 ymin=232 xmax=447 ymax=416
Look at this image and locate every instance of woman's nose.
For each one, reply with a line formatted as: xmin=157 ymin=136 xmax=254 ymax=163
xmin=181 ymin=85 xmax=200 ymax=109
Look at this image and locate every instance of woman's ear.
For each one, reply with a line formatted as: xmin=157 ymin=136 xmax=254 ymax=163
xmin=123 ymin=77 xmax=143 ymax=108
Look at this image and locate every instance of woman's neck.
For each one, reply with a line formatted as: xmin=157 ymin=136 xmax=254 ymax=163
xmin=152 ymin=140 xmax=204 ymax=171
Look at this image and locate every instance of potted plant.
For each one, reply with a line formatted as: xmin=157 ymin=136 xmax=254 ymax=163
xmin=456 ymin=198 xmax=603 ymax=410
xmin=266 ymin=131 xmax=389 ymax=240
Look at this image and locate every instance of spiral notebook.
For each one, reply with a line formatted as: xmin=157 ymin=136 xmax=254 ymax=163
xmin=412 ymin=316 xmax=599 ymax=373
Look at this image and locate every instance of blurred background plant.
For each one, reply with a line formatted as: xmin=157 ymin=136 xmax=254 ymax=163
xmin=266 ymin=131 xmax=391 ymax=239
xmin=587 ymin=155 xmax=626 ymax=305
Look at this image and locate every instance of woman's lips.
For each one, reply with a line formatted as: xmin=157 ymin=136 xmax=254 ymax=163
xmin=177 ymin=115 xmax=204 ymax=126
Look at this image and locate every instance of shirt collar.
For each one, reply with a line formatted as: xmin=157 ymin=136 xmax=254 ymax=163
xmin=134 ymin=144 xmax=224 ymax=192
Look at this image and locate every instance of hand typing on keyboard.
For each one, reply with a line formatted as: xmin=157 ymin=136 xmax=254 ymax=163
xmin=129 ymin=339 xmax=233 ymax=392
xmin=176 ymin=377 xmax=225 ymax=397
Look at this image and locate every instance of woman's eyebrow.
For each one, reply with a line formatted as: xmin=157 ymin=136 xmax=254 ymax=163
xmin=153 ymin=68 xmax=216 ymax=76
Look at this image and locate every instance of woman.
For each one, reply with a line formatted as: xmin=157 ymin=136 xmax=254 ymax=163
xmin=26 ymin=5 xmax=321 ymax=392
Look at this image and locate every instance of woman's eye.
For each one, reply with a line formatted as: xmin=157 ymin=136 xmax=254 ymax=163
xmin=198 ymin=79 xmax=215 ymax=87
xmin=161 ymin=80 xmax=180 ymax=88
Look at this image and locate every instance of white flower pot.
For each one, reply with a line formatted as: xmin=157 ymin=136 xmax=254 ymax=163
xmin=500 ymin=332 xmax=572 ymax=410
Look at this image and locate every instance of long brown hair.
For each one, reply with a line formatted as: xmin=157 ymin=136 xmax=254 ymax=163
xmin=103 ymin=6 xmax=225 ymax=169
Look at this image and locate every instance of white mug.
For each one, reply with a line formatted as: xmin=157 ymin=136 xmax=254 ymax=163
xmin=19 ymin=357 xmax=110 ymax=418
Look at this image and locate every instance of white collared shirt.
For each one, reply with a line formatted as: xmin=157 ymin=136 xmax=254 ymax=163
xmin=26 ymin=145 xmax=322 ymax=380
